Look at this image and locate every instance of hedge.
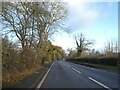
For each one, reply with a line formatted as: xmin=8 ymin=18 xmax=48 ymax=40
xmin=66 ymin=57 xmax=118 ymax=66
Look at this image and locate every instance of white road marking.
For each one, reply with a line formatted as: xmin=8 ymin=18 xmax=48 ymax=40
xmin=36 ymin=62 xmax=54 ymax=89
xmin=79 ymin=64 xmax=116 ymax=75
xmin=61 ymin=61 xmax=70 ymax=68
xmin=66 ymin=65 xmax=70 ymax=67
xmin=79 ymin=65 xmax=103 ymax=72
xmin=88 ymin=77 xmax=112 ymax=90
xmin=72 ymin=68 xmax=81 ymax=74
xmin=62 ymin=62 xmax=66 ymax=66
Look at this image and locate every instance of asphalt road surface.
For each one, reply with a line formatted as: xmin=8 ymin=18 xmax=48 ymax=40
xmin=40 ymin=60 xmax=119 ymax=89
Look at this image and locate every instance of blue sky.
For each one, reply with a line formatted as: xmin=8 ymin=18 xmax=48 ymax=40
xmin=52 ymin=1 xmax=118 ymax=52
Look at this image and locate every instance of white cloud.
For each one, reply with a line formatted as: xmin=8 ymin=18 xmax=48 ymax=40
xmin=66 ymin=2 xmax=100 ymax=31
xmin=51 ymin=1 xmax=118 ymax=52
xmin=62 ymin=0 xmax=119 ymax=3
xmin=52 ymin=32 xmax=76 ymax=51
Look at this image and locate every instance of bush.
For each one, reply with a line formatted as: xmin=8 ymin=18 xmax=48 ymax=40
xmin=98 ymin=57 xmax=117 ymax=66
xmin=66 ymin=57 xmax=118 ymax=66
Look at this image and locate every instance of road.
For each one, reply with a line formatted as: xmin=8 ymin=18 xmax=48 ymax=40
xmin=39 ymin=60 xmax=119 ymax=89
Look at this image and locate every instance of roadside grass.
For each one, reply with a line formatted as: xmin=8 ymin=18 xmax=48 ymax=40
xmin=2 ymin=61 xmax=53 ymax=88
xmin=2 ymin=65 xmax=42 ymax=88
xmin=70 ymin=61 xmax=118 ymax=71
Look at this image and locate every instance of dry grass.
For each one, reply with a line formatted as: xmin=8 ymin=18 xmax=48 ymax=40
xmin=70 ymin=61 xmax=118 ymax=71
xmin=2 ymin=65 xmax=42 ymax=87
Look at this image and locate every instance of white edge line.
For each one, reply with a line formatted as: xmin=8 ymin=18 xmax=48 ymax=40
xmin=88 ymin=77 xmax=112 ymax=90
xmin=35 ymin=62 xmax=54 ymax=89
xmin=72 ymin=68 xmax=81 ymax=74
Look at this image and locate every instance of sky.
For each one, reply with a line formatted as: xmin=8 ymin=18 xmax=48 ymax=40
xmin=52 ymin=1 xmax=118 ymax=52
xmin=2 ymin=1 xmax=118 ymax=53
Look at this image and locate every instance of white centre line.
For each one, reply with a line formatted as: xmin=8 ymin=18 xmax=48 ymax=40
xmin=66 ymin=65 xmax=70 ymax=67
xmin=61 ymin=62 xmax=70 ymax=68
xmin=88 ymin=77 xmax=112 ymax=90
xmin=72 ymin=68 xmax=81 ymax=74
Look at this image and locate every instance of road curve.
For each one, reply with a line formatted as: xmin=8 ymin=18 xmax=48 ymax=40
xmin=39 ymin=60 xmax=119 ymax=89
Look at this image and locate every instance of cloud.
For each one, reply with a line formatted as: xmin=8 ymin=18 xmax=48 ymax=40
xmin=51 ymin=1 xmax=118 ymax=51
xmin=63 ymin=0 xmax=119 ymax=3
xmin=52 ymin=32 xmax=76 ymax=51
xmin=66 ymin=2 xmax=100 ymax=31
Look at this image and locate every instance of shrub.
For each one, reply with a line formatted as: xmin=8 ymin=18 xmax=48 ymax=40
xmin=66 ymin=57 xmax=118 ymax=66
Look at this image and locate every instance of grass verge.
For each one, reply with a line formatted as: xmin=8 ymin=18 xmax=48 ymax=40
xmin=2 ymin=61 xmax=53 ymax=88
xmin=2 ymin=65 xmax=42 ymax=88
xmin=69 ymin=61 xmax=118 ymax=71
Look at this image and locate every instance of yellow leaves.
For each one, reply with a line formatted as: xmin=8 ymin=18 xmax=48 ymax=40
xmin=21 ymin=72 xmax=24 ymax=76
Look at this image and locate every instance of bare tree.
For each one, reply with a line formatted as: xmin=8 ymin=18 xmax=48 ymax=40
xmin=2 ymin=2 xmax=34 ymax=49
xmin=67 ymin=48 xmax=76 ymax=58
xmin=2 ymin=2 xmax=68 ymax=85
xmin=104 ymin=40 xmax=118 ymax=56
xmin=2 ymin=2 xmax=68 ymax=50
xmin=74 ymin=33 xmax=94 ymax=56
xmin=33 ymin=2 xmax=68 ymax=47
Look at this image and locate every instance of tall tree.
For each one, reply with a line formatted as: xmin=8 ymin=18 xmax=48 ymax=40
xmin=1 ymin=2 xmax=68 ymax=49
xmin=74 ymin=33 xmax=94 ymax=56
